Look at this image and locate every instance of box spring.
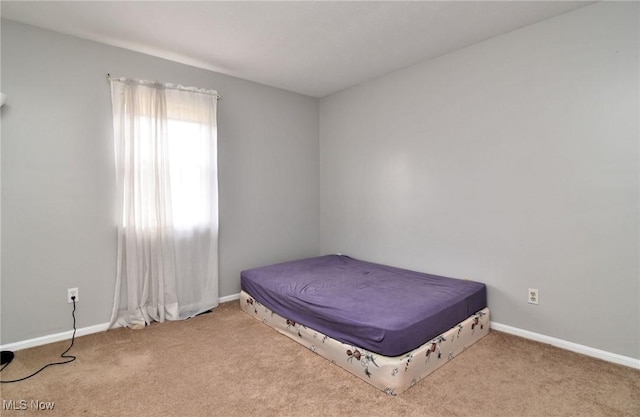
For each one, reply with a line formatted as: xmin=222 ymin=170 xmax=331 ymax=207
xmin=240 ymin=290 xmax=490 ymax=395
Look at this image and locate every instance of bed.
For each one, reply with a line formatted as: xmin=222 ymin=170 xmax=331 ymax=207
xmin=239 ymin=255 xmax=490 ymax=395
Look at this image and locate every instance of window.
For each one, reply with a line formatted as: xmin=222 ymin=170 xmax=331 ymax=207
xmin=125 ymin=116 xmax=215 ymax=231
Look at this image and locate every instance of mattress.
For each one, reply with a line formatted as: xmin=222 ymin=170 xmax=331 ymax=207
xmin=241 ymin=255 xmax=487 ymax=356
xmin=240 ymin=290 xmax=490 ymax=395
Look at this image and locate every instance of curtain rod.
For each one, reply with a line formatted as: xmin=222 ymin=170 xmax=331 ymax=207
xmin=107 ymin=74 xmax=222 ymax=101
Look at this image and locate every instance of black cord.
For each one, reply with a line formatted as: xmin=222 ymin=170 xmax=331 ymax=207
xmin=0 ymin=298 xmax=77 ymax=384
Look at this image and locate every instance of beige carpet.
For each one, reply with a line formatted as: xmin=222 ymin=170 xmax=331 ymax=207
xmin=1 ymin=301 xmax=638 ymax=417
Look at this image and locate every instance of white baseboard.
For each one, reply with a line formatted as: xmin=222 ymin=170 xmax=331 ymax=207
xmin=491 ymin=321 xmax=640 ymax=370
xmin=6 ymin=300 xmax=636 ymax=370
xmin=219 ymin=292 xmax=240 ymax=303
xmin=0 ymin=322 xmax=111 ymax=352
xmin=1 ymin=293 xmax=243 ymax=352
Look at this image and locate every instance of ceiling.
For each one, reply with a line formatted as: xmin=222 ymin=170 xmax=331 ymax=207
xmin=1 ymin=1 xmax=594 ymax=98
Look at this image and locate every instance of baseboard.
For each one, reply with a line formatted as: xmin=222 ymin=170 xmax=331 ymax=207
xmin=8 ymin=300 xmax=635 ymax=370
xmin=0 ymin=322 xmax=111 ymax=352
xmin=219 ymin=292 xmax=241 ymax=303
xmin=491 ymin=321 xmax=640 ymax=370
xmin=0 ymin=293 xmax=243 ymax=352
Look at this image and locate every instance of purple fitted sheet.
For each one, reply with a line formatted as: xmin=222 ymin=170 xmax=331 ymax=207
xmin=240 ymin=255 xmax=487 ymax=357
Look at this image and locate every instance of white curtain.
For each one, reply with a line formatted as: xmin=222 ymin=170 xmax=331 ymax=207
xmin=109 ymin=77 xmax=219 ymax=329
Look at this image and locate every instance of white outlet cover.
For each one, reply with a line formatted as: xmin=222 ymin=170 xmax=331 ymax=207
xmin=67 ymin=288 xmax=79 ymax=303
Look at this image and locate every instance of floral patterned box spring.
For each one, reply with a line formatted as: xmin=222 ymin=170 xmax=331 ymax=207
xmin=240 ymin=290 xmax=490 ymax=395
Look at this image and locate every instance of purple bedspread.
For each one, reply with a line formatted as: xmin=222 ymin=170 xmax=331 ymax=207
xmin=241 ymin=255 xmax=487 ymax=357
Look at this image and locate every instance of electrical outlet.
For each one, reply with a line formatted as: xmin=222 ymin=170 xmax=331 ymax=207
xmin=528 ymin=288 xmax=539 ymax=305
xmin=67 ymin=287 xmax=79 ymax=303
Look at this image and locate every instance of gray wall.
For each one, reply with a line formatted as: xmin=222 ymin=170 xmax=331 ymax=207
xmin=319 ymin=2 xmax=639 ymax=359
xmin=1 ymin=20 xmax=320 ymax=344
